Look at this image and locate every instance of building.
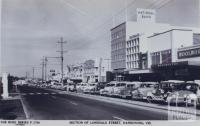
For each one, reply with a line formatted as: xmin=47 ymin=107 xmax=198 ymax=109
xmin=110 ymin=8 xmax=200 ymax=81
xmin=65 ymin=58 xmax=109 ymax=83
xmin=83 ymin=58 xmax=107 ymax=83
xmin=148 ymin=29 xmax=200 ymax=81
xmin=111 ymin=22 xmax=170 ymax=81
xmin=65 ymin=64 xmax=84 ymax=83
xmin=111 ymin=9 xmax=171 ymax=81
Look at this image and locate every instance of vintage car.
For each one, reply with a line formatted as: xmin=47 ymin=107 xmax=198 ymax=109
xmin=92 ymin=82 xmax=107 ymax=95
xmin=146 ymin=80 xmax=185 ymax=103
xmin=76 ymin=83 xmax=88 ymax=93
xmin=83 ymin=83 xmax=98 ymax=94
xmin=112 ymin=81 xmax=127 ymax=97
xmin=132 ymin=82 xmax=158 ymax=100
xmin=166 ymin=81 xmax=200 ymax=106
xmin=99 ymin=81 xmax=117 ymax=96
xmin=119 ymin=81 xmax=142 ymax=99
xmin=67 ymin=83 xmax=76 ymax=92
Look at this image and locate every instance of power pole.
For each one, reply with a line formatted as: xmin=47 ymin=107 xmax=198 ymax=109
xmin=41 ymin=57 xmax=45 ymax=82
xmin=25 ymin=72 xmax=28 ymax=79
xmin=32 ymin=67 xmax=35 ymax=80
xmin=57 ymin=37 xmax=67 ymax=86
xmin=99 ymin=58 xmax=102 ymax=82
xmin=44 ymin=57 xmax=48 ymax=82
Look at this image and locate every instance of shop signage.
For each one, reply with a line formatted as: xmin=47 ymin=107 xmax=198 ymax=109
xmin=178 ymin=47 xmax=200 ymax=59
xmin=137 ymin=8 xmax=156 ymax=23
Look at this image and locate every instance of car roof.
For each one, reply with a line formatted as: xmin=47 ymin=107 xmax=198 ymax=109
xmin=161 ymin=80 xmax=185 ymax=83
xmin=186 ymin=81 xmax=200 ymax=86
xmin=142 ymin=82 xmax=158 ymax=84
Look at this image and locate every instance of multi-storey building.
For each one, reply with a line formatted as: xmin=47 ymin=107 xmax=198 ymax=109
xmin=148 ymin=29 xmax=200 ymax=80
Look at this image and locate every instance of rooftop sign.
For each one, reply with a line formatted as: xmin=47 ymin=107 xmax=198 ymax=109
xmin=137 ymin=8 xmax=156 ymax=23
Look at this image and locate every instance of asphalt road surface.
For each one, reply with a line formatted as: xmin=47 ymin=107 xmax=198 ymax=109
xmin=19 ymin=86 xmax=168 ymax=120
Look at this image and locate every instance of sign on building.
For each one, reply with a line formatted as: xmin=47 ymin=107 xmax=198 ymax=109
xmin=137 ymin=8 xmax=156 ymax=23
xmin=178 ymin=47 xmax=200 ymax=59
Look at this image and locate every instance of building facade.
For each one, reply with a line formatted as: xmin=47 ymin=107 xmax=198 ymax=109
xmin=111 ymin=23 xmax=126 ymax=71
xmin=149 ymin=29 xmax=200 ymax=81
xmin=65 ymin=58 xmax=108 ymax=83
xmin=110 ymin=8 xmax=200 ymax=81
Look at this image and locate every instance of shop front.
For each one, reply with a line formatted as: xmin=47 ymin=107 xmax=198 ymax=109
xmin=152 ymin=61 xmax=200 ymax=81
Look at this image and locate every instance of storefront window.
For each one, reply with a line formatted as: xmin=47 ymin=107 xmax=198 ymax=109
xmin=151 ymin=52 xmax=160 ymax=65
xmin=161 ymin=49 xmax=171 ymax=64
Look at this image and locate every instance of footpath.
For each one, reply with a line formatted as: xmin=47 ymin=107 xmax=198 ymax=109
xmin=0 ymin=93 xmax=26 ymax=120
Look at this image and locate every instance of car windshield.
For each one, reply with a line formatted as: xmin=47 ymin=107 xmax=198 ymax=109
xmin=180 ymin=83 xmax=199 ymax=93
xmin=127 ymin=84 xmax=134 ymax=88
xmin=141 ymin=84 xmax=154 ymax=88
xmin=159 ymin=82 xmax=183 ymax=92
xmin=109 ymin=84 xmax=115 ymax=87
xmin=116 ymin=83 xmax=126 ymax=87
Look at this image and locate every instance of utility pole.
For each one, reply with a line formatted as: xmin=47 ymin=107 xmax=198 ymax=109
xmin=44 ymin=57 xmax=48 ymax=82
xmin=57 ymin=37 xmax=67 ymax=86
xmin=32 ymin=67 xmax=35 ymax=80
xmin=41 ymin=57 xmax=45 ymax=82
xmin=98 ymin=58 xmax=102 ymax=82
xmin=25 ymin=72 xmax=28 ymax=79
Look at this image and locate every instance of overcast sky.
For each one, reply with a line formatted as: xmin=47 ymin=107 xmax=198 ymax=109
xmin=1 ymin=0 xmax=200 ymax=77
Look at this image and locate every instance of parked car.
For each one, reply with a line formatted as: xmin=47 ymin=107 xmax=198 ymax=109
xmin=112 ymin=81 xmax=127 ymax=97
xmin=119 ymin=81 xmax=142 ymax=99
xmin=132 ymin=82 xmax=158 ymax=100
xmin=76 ymin=83 xmax=88 ymax=93
xmin=83 ymin=83 xmax=98 ymax=94
xmin=146 ymin=80 xmax=185 ymax=103
xmin=100 ymin=81 xmax=117 ymax=96
xmin=166 ymin=81 xmax=200 ymax=106
xmin=92 ymin=82 xmax=107 ymax=95
xmin=66 ymin=83 xmax=76 ymax=92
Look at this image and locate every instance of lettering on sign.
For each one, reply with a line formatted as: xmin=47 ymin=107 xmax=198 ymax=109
xmin=137 ymin=8 xmax=156 ymax=23
xmin=178 ymin=48 xmax=200 ymax=59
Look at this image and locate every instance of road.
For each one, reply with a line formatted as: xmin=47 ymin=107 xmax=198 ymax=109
xmin=19 ymin=86 xmax=168 ymax=120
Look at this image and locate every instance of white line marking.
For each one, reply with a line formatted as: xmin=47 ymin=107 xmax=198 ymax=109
xmin=51 ymin=93 xmax=57 ymax=95
xmin=29 ymin=93 xmax=34 ymax=95
xmin=112 ymin=116 xmax=125 ymax=120
xmin=44 ymin=93 xmax=49 ymax=95
xmin=20 ymin=96 xmax=30 ymax=119
xmin=37 ymin=93 xmax=41 ymax=95
xmin=69 ymin=101 xmax=78 ymax=106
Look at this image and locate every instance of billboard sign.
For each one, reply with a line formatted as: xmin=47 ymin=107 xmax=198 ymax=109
xmin=137 ymin=8 xmax=156 ymax=23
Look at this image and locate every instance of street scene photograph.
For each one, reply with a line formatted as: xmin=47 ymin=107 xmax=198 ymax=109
xmin=1 ymin=0 xmax=200 ymax=123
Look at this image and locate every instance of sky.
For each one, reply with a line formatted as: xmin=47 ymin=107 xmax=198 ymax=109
xmin=0 ymin=0 xmax=200 ymax=78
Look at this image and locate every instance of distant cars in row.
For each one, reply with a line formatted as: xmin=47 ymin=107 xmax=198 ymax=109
xmin=23 ymin=79 xmax=200 ymax=106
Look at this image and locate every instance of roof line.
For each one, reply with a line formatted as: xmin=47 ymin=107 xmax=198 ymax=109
xmin=148 ymin=29 xmax=192 ymax=38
